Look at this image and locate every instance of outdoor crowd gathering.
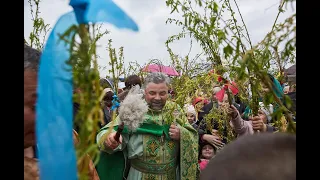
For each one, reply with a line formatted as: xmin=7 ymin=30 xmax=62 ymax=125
xmin=24 ymin=0 xmax=296 ymax=179
xmin=25 ymin=43 xmax=296 ymax=180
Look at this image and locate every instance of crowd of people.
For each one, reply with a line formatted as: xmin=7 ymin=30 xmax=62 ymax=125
xmin=24 ymin=44 xmax=296 ymax=180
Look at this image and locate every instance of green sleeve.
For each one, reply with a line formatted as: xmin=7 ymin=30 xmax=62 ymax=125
xmin=96 ymin=116 xmax=129 ymax=154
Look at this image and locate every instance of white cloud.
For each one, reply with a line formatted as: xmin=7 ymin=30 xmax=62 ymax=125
xmin=24 ymin=0 xmax=296 ymax=77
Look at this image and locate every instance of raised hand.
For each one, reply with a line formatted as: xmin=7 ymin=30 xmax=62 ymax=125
xmin=105 ymin=132 xmax=122 ymax=149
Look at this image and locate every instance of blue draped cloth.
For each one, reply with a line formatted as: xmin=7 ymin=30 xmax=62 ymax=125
xmin=35 ymin=0 xmax=138 ymax=179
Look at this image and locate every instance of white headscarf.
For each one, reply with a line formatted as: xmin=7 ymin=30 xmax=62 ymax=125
xmin=184 ymin=104 xmax=198 ymax=125
xmin=185 ymin=104 xmax=197 ymax=116
xmin=259 ymin=102 xmax=273 ymax=123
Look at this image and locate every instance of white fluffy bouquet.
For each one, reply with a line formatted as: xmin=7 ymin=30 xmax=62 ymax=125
xmin=118 ymin=85 xmax=149 ymax=131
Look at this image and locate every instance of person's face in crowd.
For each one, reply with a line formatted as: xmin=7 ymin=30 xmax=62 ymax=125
xmin=144 ymin=82 xmax=168 ymax=110
xmin=283 ymin=86 xmax=290 ymax=94
xmin=187 ymin=112 xmax=196 ymax=124
xmin=202 ymin=145 xmax=215 ymax=159
xmin=261 ymin=82 xmax=270 ymax=93
xmin=103 ymin=91 xmax=114 ymax=108
xmin=104 ymin=99 xmax=113 ymax=108
xmin=194 ymin=101 xmax=204 ymax=111
xmin=212 ymin=87 xmax=222 ymax=102
xmin=258 ymin=110 xmax=268 ymax=124
xmin=24 ymin=70 xmax=37 ymax=148
xmin=218 ymin=93 xmax=229 ymax=108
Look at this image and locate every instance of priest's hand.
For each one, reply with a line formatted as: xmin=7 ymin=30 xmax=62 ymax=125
xmin=105 ymin=132 xmax=122 ymax=149
xmin=169 ymin=124 xmax=180 ymax=140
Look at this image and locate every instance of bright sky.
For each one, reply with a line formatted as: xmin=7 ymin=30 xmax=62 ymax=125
xmin=24 ymin=0 xmax=296 ymax=77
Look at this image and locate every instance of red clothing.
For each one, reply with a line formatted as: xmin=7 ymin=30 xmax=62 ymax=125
xmin=199 ymin=159 xmax=210 ymax=171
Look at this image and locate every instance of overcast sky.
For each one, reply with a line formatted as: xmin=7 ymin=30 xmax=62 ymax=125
xmin=24 ymin=0 xmax=296 ymax=77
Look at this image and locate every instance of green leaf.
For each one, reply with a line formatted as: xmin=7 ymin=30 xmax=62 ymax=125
xmin=170 ymin=5 xmax=178 ymax=14
xmin=213 ymin=2 xmax=219 ymax=13
xmin=184 ymin=16 xmax=188 ymax=26
xmin=217 ymin=30 xmax=226 ymax=43
xmin=210 ymin=16 xmax=216 ymax=25
xmin=194 ymin=18 xmax=200 ymax=28
xmin=207 ymin=27 xmax=211 ymax=36
xmin=166 ymin=0 xmax=170 ymax=6
xmin=223 ymin=44 xmax=234 ymax=59
xmin=263 ymin=92 xmax=274 ymax=105
xmin=182 ymin=6 xmax=187 ymax=11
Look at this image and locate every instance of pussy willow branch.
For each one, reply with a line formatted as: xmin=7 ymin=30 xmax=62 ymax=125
xmin=248 ymin=53 xmax=295 ymax=132
xmin=224 ymin=0 xmax=258 ymax=116
xmin=225 ymin=0 xmax=246 ymax=53
xmin=232 ymin=0 xmax=253 ymax=48
xmin=271 ymin=0 xmax=286 ymax=33
xmin=167 ymin=1 xmax=237 ymax=62
xmin=207 ymin=0 xmax=251 ymax=45
xmin=77 ymin=23 xmax=91 ymax=180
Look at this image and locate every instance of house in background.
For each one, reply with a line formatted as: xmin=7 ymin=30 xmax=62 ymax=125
xmin=284 ymin=64 xmax=296 ymax=85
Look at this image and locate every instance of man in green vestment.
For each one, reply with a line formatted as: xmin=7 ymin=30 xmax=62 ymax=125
xmin=96 ymin=72 xmax=199 ymax=180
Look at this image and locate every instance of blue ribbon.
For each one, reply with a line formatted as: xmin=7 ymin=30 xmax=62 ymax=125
xmin=35 ymin=0 xmax=138 ymax=179
xmin=111 ymin=94 xmax=120 ymax=111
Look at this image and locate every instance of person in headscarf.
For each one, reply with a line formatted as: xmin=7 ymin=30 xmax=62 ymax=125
xmin=258 ymin=102 xmax=273 ymax=124
xmin=192 ymin=97 xmax=209 ymax=111
xmin=185 ymin=104 xmax=199 ymax=127
xmin=184 ymin=103 xmax=224 ymax=152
